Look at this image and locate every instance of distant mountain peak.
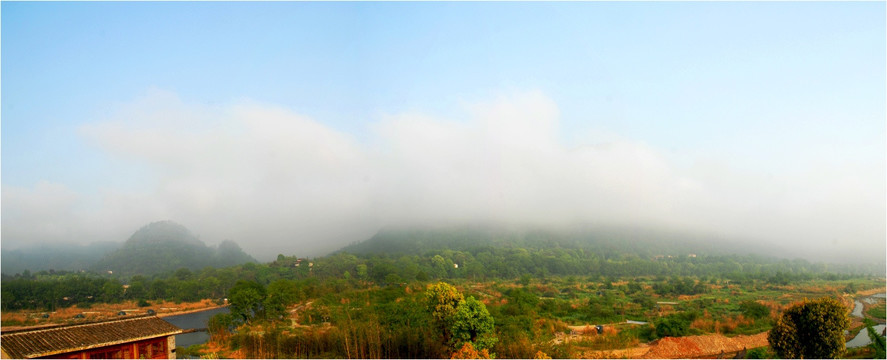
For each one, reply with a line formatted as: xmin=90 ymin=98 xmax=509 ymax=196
xmin=124 ymin=220 xmax=204 ymax=247
xmin=93 ymin=221 xmax=256 ymax=277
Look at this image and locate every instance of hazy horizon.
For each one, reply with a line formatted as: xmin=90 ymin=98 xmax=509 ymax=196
xmin=2 ymin=2 xmax=884 ymax=264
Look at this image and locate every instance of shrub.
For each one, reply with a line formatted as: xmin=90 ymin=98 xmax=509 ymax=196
xmin=653 ymin=312 xmax=699 ymax=338
xmin=739 ymin=300 xmax=769 ymax=319
xmin=768 ymin=297 xmax=849 ymax=359
xmin=745 ymin=347 xmax=773 ymax=359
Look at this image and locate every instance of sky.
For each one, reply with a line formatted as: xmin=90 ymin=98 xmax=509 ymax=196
xmin=2 ymin=2 xmax=884 ymax=263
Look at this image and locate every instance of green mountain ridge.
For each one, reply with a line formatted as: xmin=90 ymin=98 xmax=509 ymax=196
xmin=334 ymin=225 xmax=883 ymax=277
xmin=91 ymin=221 xmax=257 ymax=277
xmin=340 ymin=225 xmax=742 ymax=258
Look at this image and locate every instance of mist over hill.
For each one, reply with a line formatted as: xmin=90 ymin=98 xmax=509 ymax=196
xmin=0 ymin=242 xmax=120 ymax=275
xmin=337 ymin=225 xmax=884 ymax=275
xmin=340 ymin=225 xmax=735 ymax=257
xmin=0 ymin=221 xmax=257 ymax=277
xmin=92 ymin=221 xmax=256 ymax=277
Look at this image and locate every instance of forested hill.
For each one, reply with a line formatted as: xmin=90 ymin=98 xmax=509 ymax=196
xmin=334 ymin=226 xmax=882 ymax=278
xmin=91 ymin=221 xmax=256 ymax=277
xmin=341 ymin=226 xmax=738 ymax=259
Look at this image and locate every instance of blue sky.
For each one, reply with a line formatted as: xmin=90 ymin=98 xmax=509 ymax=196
xmin=2 ymin=2 xmax=884 ymax=261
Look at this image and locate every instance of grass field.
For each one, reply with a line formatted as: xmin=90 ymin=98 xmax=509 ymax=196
xmin=865 ymin=298 xmax=886 ymax=321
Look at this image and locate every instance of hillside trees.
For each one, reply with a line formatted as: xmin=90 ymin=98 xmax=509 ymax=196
xmin=451 ymin=296 xmax=498 ymax=351
xmin=2 ymin=225 xmax=879 ymax=318
xmin=425 ymin=282 xmax=497 ymax=353
xmin=228 ymin=280 xmax=266 ymax=323
xmin=100 ymin=280 xmax=124 ymax=303
xmin=226 ymin=278 xmax=303 ymax=324
xmin=264 ymin=279 xmax=299 ymax=320
xmin=426 ymin=282 xmax=464 ymax=343
xmin=768 ymin=297 xmax=849 ymax=359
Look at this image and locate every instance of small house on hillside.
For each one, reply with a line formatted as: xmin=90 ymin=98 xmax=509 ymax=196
xmin=0 ymin=314 xmax=182 ymax=359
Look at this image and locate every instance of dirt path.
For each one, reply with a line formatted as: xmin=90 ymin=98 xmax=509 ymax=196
xmin=287 ymin=301 xmax=313 ymax=328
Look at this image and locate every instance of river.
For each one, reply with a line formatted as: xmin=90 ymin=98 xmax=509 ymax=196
xmin=162 ymin=307 xmax=230 ymax=348
xmin=847 ymin=293 xmax=886 ymax=349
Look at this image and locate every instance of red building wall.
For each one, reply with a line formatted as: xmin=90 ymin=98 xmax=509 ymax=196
xmin=39 ymin=337 xmax=170 ymax=359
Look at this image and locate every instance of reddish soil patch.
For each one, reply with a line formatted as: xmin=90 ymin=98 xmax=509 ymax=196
xmin=580 ymin=332 xmax=769 ymax=359
xmin=643 ymin=333 xmax=769 ymax=359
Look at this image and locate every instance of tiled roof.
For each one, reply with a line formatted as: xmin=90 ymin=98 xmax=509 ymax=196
xmin=1 ymin=314 xmax=182 ymax=359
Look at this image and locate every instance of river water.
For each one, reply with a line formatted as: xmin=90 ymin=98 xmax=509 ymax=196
xmin=162 ymin=307 xmax=230 ymax=348
xmin=847 ymin=293 xmax=886 ymax=349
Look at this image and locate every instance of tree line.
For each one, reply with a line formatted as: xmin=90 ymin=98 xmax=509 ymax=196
xmin=0 ymin=243 xmax=869 ymax=313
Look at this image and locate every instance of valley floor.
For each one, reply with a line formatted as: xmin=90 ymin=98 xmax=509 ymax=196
xmin=187 ymin=280 xmax=885 ymax=359
xmin=4 ymin=281 xmax=883 ymax=359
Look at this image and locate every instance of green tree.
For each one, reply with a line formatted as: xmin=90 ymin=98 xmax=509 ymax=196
xmin=2 ymin=290 xmax=15 ymax=311
xmin=174 ymin=267 xmax=193 ymax=281
xmin=768 ymin=297 xmax=849 ymax=359
xmin=653 ymin=312 xmax=695 ymax=338
xmin=432 ymin=255 xmax=449 ymax=279
xmin=519 ymin=274 xmax=532 ymax=287
xmin=101 ymin=280 xmax=123 ymax=303
xmin=264 ymin=279 xmax=298 ymax=321
xmin=126 ymin=280 xmax=147 ymax=300
xmin=450 ymin=296 xmax=497 ymax=351
xmin=228 ymin=280 xmax=266 ymax=323
xmin=416 ymin=270 xmax=429 ymax=282
xmin=150 ymin=279 xmax=168 ymax=300
xmin=200 ymin=276 xmax=222 ymax=299
xmin=357 ymin=264 xmax=368 ymax=281
xmin=385 ymin=273 xmax=402 ymax=285
xmin=425 ymin=282 xmax=464 ymax=342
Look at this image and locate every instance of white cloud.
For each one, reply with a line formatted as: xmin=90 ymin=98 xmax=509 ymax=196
xmin=3 ymin=89 xmax=884 ymax=262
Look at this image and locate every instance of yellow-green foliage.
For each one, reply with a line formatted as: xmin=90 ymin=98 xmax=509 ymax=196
xmin=768 ymin=297 xmax=850 ymax=359
xmin=426 ymin=282 xmax=465 ymax=337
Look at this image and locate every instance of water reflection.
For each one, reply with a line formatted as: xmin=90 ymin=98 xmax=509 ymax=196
xmin=163 ymin=307 xmax=230 ymax=347
xmin=847 ymin=324 xmax=886 ymax=348
xmin=847 ymin=293 xmax=886 ymax=349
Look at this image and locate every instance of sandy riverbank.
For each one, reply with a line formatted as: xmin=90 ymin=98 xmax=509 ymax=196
xmin=157 ymin=304 xmax=228 ymax=318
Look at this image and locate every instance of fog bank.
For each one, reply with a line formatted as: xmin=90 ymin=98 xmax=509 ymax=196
xmin=3 ymin=90 xmax=884 ymax=263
